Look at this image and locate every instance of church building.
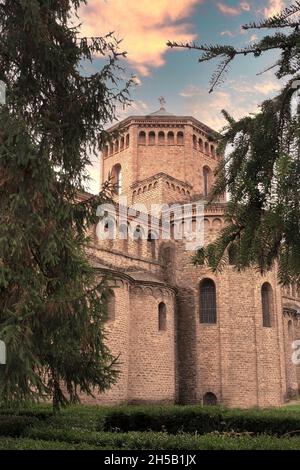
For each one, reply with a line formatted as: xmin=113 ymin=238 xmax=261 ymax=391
xmin=86 ymin=101 xmax=300 ymax=408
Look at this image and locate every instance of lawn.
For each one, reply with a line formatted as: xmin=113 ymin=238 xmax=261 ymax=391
xmin=1 ymin=403 xmax=300 ymax=450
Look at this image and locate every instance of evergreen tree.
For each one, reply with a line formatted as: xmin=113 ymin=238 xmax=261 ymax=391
xmin=0 ymin=0 xmax=132 ymax=411
xmin=168 ymin=2 xmax=300 ymax=286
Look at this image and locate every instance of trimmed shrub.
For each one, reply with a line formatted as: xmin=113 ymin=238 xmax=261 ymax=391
xmin=98 ymin=405 xmax=300 ymax=436
xmin=0 ymin=437 xmax=104 ymax=450
xmin=23 ymin=426 xmax=300 ymax=450
xmin=0 ymin=416 xmax=39 ymax=437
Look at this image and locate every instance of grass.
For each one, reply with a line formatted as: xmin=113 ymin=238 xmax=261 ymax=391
xmin=0 ymin=403 xmax=300 ymax=450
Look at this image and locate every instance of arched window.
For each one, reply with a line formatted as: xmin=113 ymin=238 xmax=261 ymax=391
xmin=205 ymin=141 xmax=209 ymax=154
xmin=133 ymin=225 xmax=144 ymax=257
xmin=199 ymin=138 xmax=204 ymax=152
xmin=149 ymin=131 xmax=155 ymax=145
xmin=133 ymin=226 xmax=143 ymax=240
xmin=193 ymin=135 xmax=197 ymax=149
xmin=211 ymin=145 xmax=215 ymax=157
xmin=114 ymin=140 xmax=119 ymax=153
xmin=158 ymin=302 xmax=167 ymax=331
xmin=288 ymin=320 xmax=293 ymax=340
xmin=119 ymin=224 xmax=128 ymax=253
xmin=138 ymin=131 xmax=146 ymax=145
xmin=261 ymin=282 xmax=273 ymax=328
xmin=107 ymin=291 xmax=116 ymax=322
xmin=203 ymin=392 xmax=217 ymax=406
xmin=120 ymin=136 xmax=125 ymax=151
xmin=167 ymin=131 xmax=174 ymax=145
xmin=103 ymin=145 xmax=109 ymax=158
xmin=200 ymin=279 xmax=217 ymax=324
xmin=177 ymin=131 xmax=184 ymax=145
xmin=203 ymin=166 xmax=211 ymax=197
xmin=147 ymin=231 xmax=156 ymax=258
xmin=126 ymin=134 xmax=130 ymax=147
xmin=112 ymin=164 xmax=122 ymax=195
xmin=109 ymin=142 xmax=114 ymax=155
xmin=158 ymin=131 xmax=165 ymax=145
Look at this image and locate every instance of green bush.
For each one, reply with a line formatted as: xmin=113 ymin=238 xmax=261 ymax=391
xmin=23 ymin=426 xmax=300 ymax=450
xmin=0 ymin=416 xmax=39 ymax=437
xmin=0 ymin=437 xmax=107 ymax=450
xmin=98 ymin=405 xmax=300 ymax=436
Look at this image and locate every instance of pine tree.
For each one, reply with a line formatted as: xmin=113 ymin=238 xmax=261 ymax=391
xmin=168 ymin=2 xmax=300 ymax=286
xmin=0 ymin=0 xmax=132 ymax=411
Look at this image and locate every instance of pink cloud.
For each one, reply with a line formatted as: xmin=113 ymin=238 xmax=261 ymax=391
xmin=264 ymin=0 xmax=285 ymax=17
xmin=79 ymin=0 xmax=200 ymax=75
xmin=217 ymin=1 xmax=251 ymax=16
xmin=217 ymin=2 xmax=241 ymax=16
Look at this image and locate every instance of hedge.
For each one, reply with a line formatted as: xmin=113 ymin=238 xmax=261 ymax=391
xmin=0 ymin=416 xmax=39 ymax=437
xmin=98 ymin=405 xmax=300 ymax=436
xmin=23 ymin=426 xmax=300 ymax=450
xmin=0 ymin=437 xmax=106 ymax=450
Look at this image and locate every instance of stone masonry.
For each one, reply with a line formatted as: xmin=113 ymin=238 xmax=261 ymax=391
xmin=85 ymin=104 xmax=300 ymax=408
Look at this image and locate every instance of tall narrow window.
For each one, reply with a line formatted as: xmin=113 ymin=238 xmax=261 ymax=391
xmin=112 ymin=164 xmax=122 ymax=195
xmin=193 ymin=135 xmax=197 ymax=149
xmin=107 ymin=291 xmax=116 ymax=322
xmin=158 ymin=131 xmax=165 ymax=145
xmin=203 ymin=166 xmax=211 ymax=197
xmin=200 ymin=279 xmax=217 ymax=324
xmin=147 ymin=231 xmax=156 ymax=258
xmin=126 ymin=134 xmax=130 ymax=147
xmin=149 ymin=131 xmax=155 ymax=145
xmin=119 ymin=224 xmax=128 ymax=253
xmin=177 ymin=131 xmax=184 ymax=145
xmin=261 ymin=283 xmax=273 ymax=327
xmin=138 ymin=131 xmax=146 ymax=145
xmin=103 ymin=145 xmax=109 ymax=158
xmin=133 ymin=226 xmax=143 ymax=257
xmin=205 ymin=141 xmax=209 ymax=154
xmin=168 ymin=131 xmax=174 ymax=145
xmin=158 ymin=302 xmax=167 ymax=331
xmin=199 ymin=138 xmax=204 ymax=152
xmin=288 ymin=320 xmax=293 ymax=340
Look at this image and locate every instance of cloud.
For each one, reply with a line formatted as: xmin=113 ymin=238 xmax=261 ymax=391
xmin=217 ymin=2 xmax=251 ymax=16
xmin=253 ymin=80 xmax=281 ymax=95
xmin=240 ymin=2 xmax=251 ymax=11
xmin=180 ymin=74 xmax=283 ymax=130
xmin=217 ymin=2 xmax=241 ymax=16
xmin=220 ymin=30 xmax=234 ymax=37
xmin=264 ymin=0 xmax=285 ymax=17
xmin=79 ymin=0 xmax=200 ymax=76
xmin=229 ymin=76 xmax=282 ymax=95
xmin=180 ymin=86 xmax=239 ymax=129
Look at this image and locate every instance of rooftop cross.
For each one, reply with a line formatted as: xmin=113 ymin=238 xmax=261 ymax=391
xmin=159 ymin=96 xmax=166 ymax=109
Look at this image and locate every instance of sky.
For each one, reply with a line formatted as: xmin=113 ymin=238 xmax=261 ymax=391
xmin=79 ymin=0 xmax=287 ymax=193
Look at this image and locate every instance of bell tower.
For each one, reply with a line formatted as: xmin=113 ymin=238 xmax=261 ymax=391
xmin=101 ymin=100 xmax=223 ymax=207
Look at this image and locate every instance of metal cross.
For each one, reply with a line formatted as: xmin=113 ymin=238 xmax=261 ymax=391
xmin=159 ymin=96 xmax=166 ymax=108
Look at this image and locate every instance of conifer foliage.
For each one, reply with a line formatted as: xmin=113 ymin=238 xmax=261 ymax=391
xmin=169 ymin=2 xmax=300 ymax=286
xmin=0 ymin=0 xmax=131 ymax=410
